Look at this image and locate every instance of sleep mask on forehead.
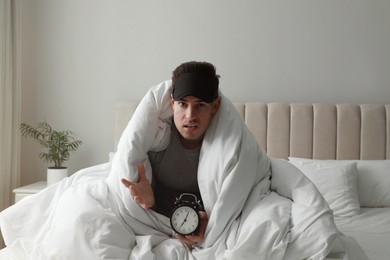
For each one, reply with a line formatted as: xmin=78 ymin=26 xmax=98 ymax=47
xmin=172 ymin=73 xmax=219 ymax=103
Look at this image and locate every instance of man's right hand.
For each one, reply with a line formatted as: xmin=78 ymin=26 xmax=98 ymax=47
xmin=174 ymin=211 xmax=208 ymax=247
xmin=121 ymin=163 xmax=155 ymax=209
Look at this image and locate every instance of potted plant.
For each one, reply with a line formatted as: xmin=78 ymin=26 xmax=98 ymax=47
xmin=20 ymin=121 xmax=83 ymax=185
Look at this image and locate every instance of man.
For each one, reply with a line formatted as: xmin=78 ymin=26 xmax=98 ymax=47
xmin=121 ymin=61 xmax=221 ymax=247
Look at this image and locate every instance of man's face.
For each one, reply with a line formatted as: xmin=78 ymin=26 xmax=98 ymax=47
xmin=171 ymin=95 xmax=220 ymax=149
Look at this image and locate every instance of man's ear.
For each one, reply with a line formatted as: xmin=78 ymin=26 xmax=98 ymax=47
xmin=170 ymin=94 xmax=175 ymax=108
xmin=211 ymin=97 xmax=221 ymax=114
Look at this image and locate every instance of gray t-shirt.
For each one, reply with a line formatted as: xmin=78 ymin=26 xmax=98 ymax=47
xmin=148 ymin=125 xmax=202 ymax=217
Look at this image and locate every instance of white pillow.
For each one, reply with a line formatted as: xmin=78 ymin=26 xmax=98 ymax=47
xmin=356 ymin=160 xmax=390 ymax=207
xmin=289 ymin=157 xmax=390 ymax=207
xmin=289 ymin=160 xmax=360 ymax=218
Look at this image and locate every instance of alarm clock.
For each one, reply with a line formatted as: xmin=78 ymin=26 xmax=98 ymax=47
xmin=170 ymin=193 xmax=203 ymax=236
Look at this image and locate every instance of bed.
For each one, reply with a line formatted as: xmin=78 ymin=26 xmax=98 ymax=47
xmin=114 ymin=100 xmax=390 ymax=260
xmin=0 ymin=82 xmax=389 ymax=259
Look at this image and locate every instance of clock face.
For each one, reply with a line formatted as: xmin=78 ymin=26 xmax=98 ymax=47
xmin=170 ymin=205 xmax=199 ymax=236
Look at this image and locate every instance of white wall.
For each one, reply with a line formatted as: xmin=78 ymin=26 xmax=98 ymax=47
xmin=20 ymin=0 xmax=390 ymax=184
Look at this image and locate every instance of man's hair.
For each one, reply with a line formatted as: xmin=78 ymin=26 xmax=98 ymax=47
xmin=171 ymin=61 xmax=220 ymax=103
xmin=172 ymin=61 xmax=220 ymax=86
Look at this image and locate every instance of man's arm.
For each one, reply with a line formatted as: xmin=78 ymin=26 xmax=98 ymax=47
xmin=121 ymin=163 xmax=155 ymax=209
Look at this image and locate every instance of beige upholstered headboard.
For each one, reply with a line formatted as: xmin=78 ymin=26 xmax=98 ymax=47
xmin=115 ymin=102 xmax=390 ymax=160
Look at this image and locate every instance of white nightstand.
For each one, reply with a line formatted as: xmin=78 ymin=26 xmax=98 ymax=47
xmin=13 ymin=181 xmax=47 ymax=203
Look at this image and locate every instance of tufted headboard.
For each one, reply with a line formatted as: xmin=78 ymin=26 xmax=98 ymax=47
xmin=115 ymin=102 xmax=390 ymax=160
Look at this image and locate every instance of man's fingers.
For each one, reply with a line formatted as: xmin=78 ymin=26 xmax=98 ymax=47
xmin=198 ymin=211 xmax=207 ymax=219
xmin=122 ymin=179 xmax=137 ymax=196
xmin=174 ymin=233 xmax=195 ymax=245
xmin=184 ymin=234 xmax=201 ymax=243
xmin=121 ymin=178 xmax=132 ymax=187
xmin=134 ymin=195 xmax=141 ymax=203
xmin=139 ymin=203 xmax=149 ymax=209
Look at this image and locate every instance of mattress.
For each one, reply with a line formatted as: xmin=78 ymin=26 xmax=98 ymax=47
xmin=335 ymin=208 xmax=390 ymax=260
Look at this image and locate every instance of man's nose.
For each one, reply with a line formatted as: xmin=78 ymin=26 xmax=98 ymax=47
xmin=185 ymin=105 xmax=196 ymax=119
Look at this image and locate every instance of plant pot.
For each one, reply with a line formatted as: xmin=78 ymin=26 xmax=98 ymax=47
xmin=47 ymin=167 xmax=68 ymax=186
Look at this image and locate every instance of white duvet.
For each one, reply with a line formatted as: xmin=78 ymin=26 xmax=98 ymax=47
xmin=0 ymin=81 xmax=367 ymax=260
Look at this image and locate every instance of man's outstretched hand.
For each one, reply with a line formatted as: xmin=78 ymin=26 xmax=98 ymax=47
xmin=121 ymin=163 xmax=155 ymax=209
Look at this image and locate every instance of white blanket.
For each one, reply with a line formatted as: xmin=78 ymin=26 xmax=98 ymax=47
xmin=0 ymin=81 xmax=367 ymax=260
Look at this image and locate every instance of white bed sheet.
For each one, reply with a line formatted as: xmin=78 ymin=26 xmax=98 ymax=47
xmin=335 ymin=208 xmax=390 ymax=260
xmin=0 ymin=246 xmax=23 ymax=260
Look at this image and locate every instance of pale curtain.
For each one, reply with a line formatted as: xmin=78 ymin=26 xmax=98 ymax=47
xmin=0 ymin=0 xmax=20 ymax=215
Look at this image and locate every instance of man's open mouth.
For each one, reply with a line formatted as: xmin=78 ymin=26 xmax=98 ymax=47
xmin=184 ymin=124 xmax=198 ymax=129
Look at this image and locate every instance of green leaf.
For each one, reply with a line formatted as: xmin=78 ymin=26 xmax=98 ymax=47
xmin=20 ymin=121 xmax=82 ymax=167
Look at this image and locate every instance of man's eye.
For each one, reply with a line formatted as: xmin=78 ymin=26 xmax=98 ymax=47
xmin=197 ymin=103 xmax=208 ymax=109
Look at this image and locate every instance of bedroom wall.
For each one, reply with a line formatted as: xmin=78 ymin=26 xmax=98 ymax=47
xmin=19 ymin=0 xmax=390 ymax=185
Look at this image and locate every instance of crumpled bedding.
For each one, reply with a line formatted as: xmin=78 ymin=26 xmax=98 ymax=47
xmin=0 ymin=80 xmax=368 ymax=260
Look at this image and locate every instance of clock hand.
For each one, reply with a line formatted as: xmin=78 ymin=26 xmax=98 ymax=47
xmin=179 ymin=211 xmax=190 ymax=228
